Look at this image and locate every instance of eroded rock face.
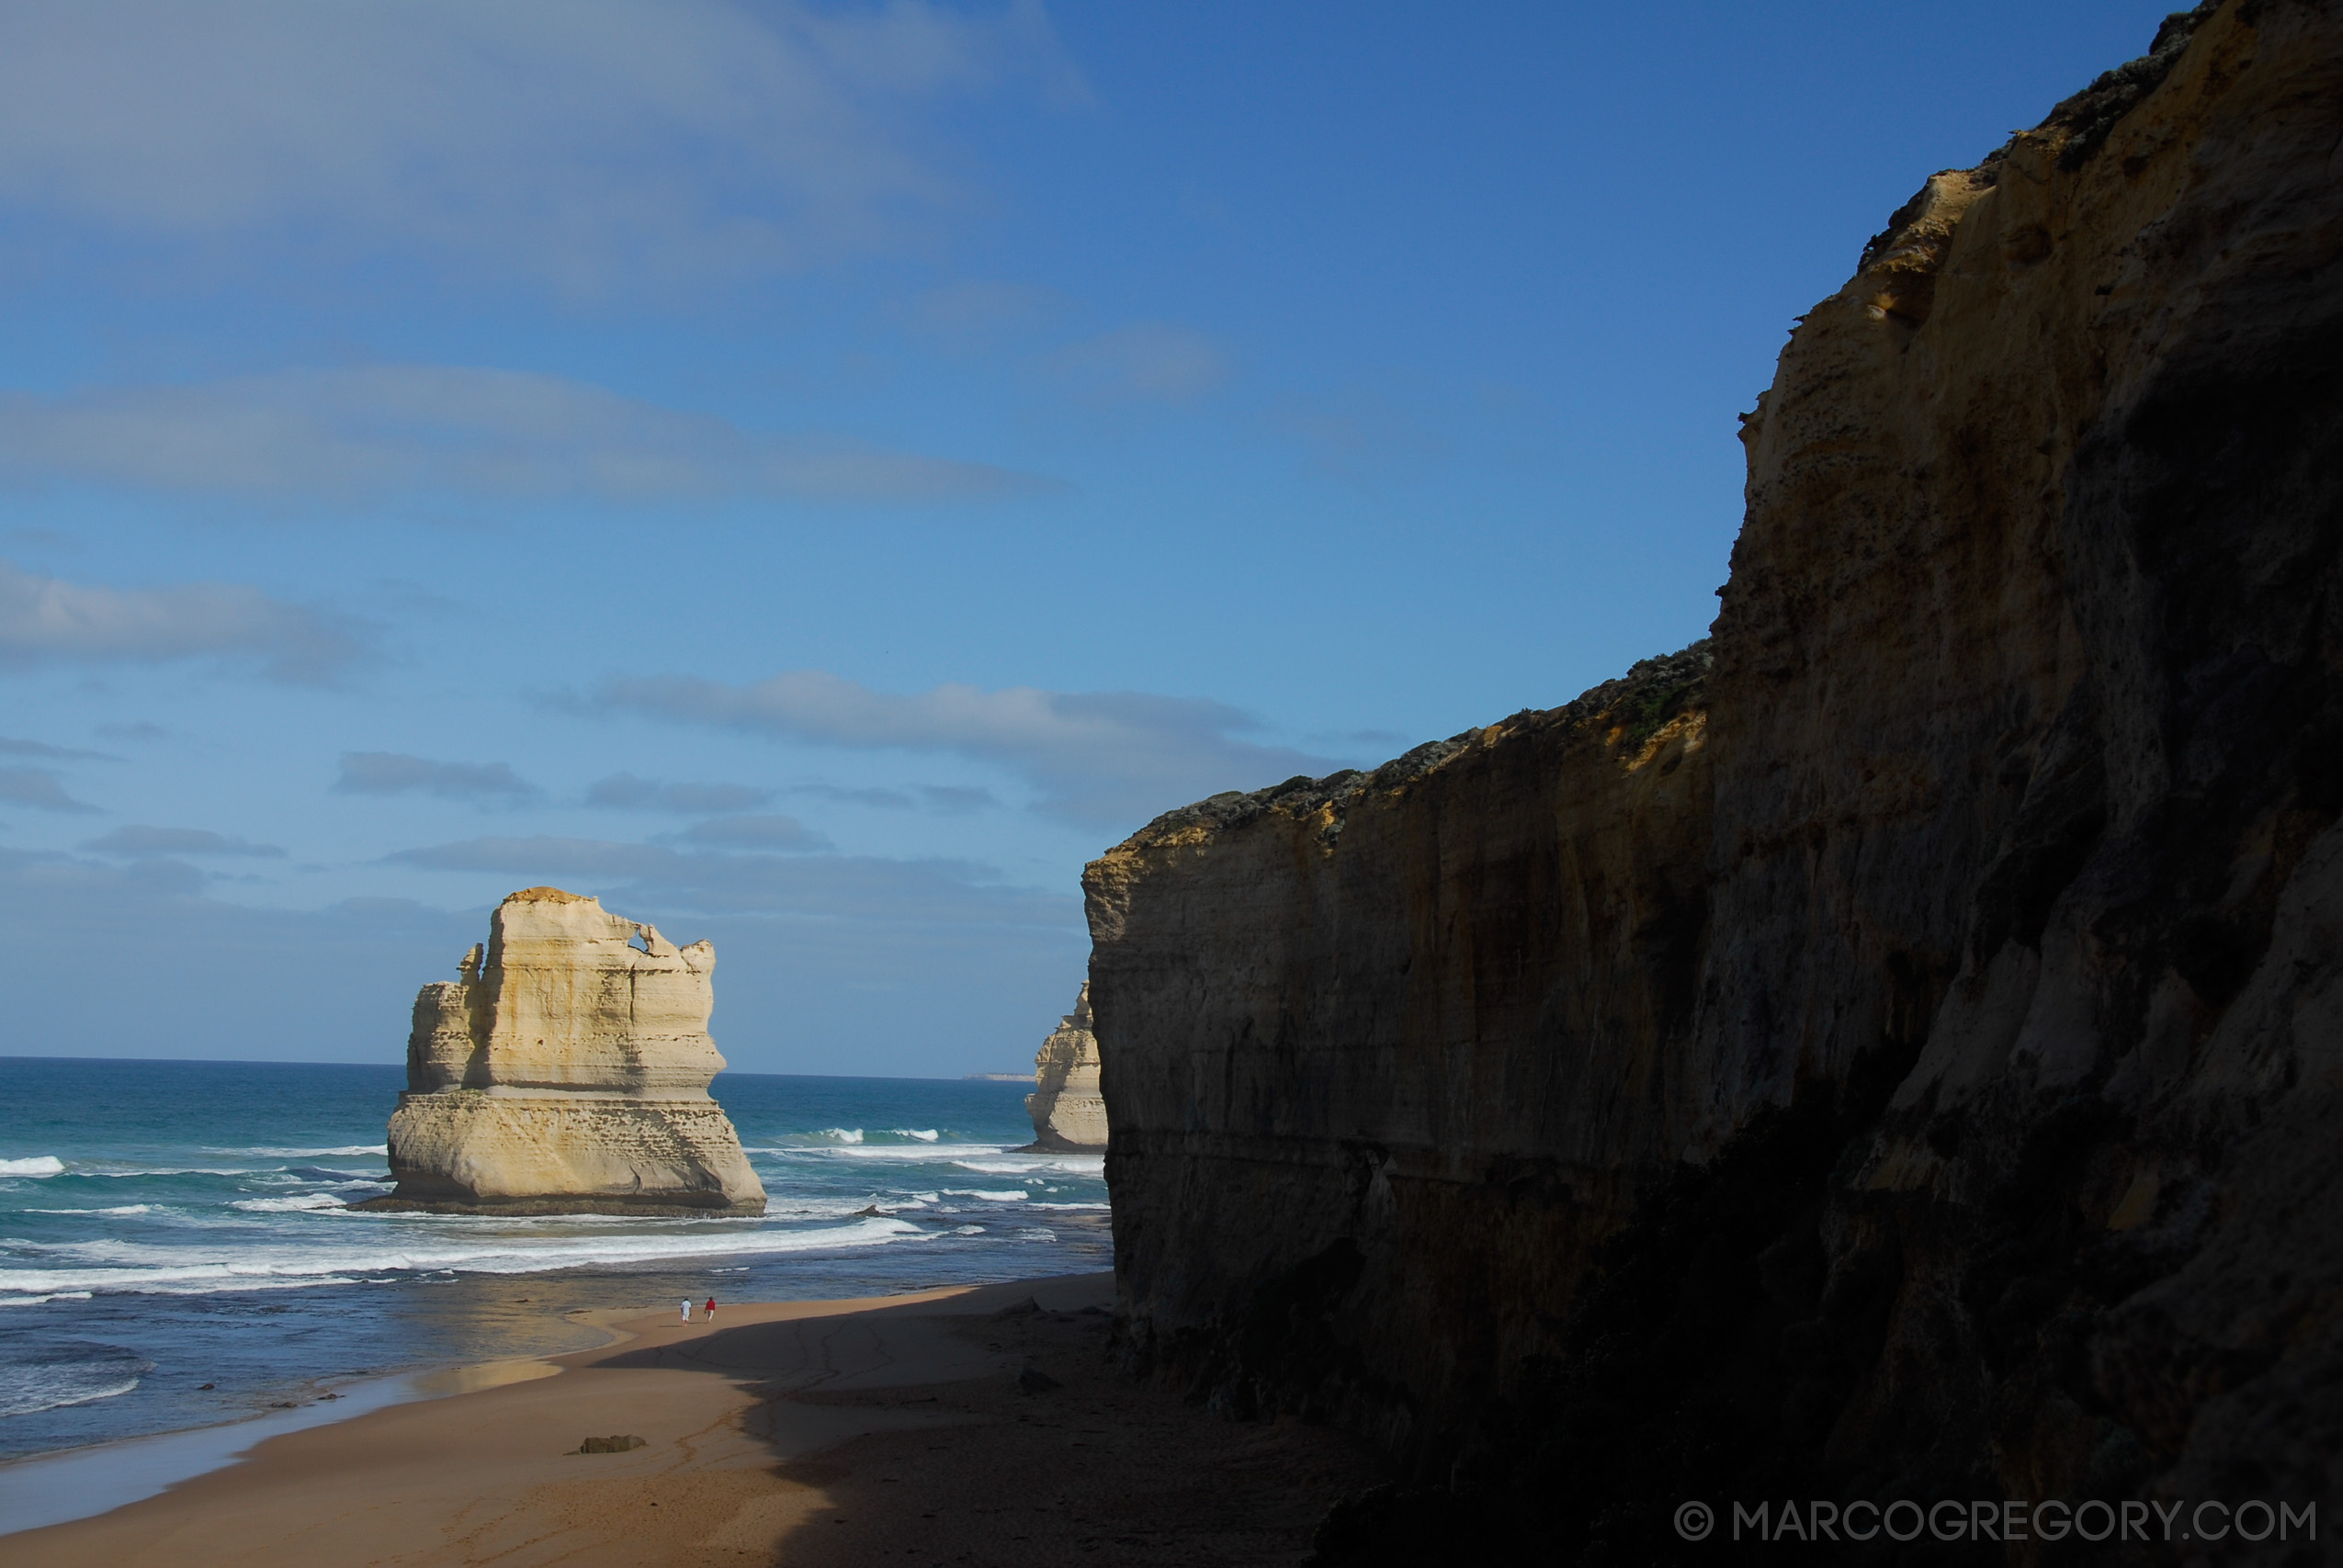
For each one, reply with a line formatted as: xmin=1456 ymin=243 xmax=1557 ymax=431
xmin=1090 ymin=1 xmax=2343 ymax=1547
xmin=369 ymin=888 xmax=764 ymax=1214
xmin=1024 ymin=983 xmax=1106 ymax=1149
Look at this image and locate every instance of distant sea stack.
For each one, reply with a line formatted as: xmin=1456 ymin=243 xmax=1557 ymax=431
xmin=1022 ymin=984 xmax=1105 ymax=1150
xmin=363 ymin=888 xmax=764 ymax=1215
xmin=1090 ymin=3 xmax=2343 ymax=1550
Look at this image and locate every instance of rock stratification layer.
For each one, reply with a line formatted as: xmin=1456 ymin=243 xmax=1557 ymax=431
xmin=370 ymin=888 xmax=764 ymax=1215
xmin=1024 ymin=983 xmax=1107 ymax=1149
xmin=1087 ymin=1 xmax=2343 ymax=1549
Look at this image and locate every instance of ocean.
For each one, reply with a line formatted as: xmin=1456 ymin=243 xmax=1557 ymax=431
xmin=0 ymin=1057 xmax=1107 ymax=1462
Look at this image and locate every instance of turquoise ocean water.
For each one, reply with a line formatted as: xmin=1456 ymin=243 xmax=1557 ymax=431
xmin=0 ymin=1058 xmax=1106 ymax=1462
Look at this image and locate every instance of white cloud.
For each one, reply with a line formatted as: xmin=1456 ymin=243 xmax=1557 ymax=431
xmin=0 ymin=766 xmax=99 ymax=813
xmin=0 ymin=559 xmax=367 ymax=682
xmin=1043 ymin=322 xmax=1229 ymax=404
xmin=388 ymin=834 xmax=1076 ymax=925
xmin=0 ymin=367 xmax=1055 ymax=506
xmin=334 ymin=752 xmax=538 ymax=802
xmin=81 ymin=825 xmax=284 ymax=858
xmin=0 ymin=1 xmax=1087 ymax=295
xmin=593 ymin=670 xmax=1336 ymax=826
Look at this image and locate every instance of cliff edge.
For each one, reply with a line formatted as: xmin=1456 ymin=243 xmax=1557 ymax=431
xmin=364 ymin=887 xmax=765 ymax=1215
xmin=1086 ymin=0 xmax=2343 ymax=1552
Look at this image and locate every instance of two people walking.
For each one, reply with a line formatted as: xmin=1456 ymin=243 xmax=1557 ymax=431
xmin=678 ymin=1295 xmax=719 ymax=1325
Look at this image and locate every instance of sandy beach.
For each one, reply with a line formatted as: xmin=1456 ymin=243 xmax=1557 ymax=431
xmin=0 ymin=1272 xmax=1384 ymax=1566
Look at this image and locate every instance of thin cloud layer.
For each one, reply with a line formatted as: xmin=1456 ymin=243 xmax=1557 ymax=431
xmin=0 ymin=735 xmax=117 ymax=761
xmin=587 ymin=773 xmax=773 ymax=815
xmin=0 ymin=766 xmax=99 ymax=813
xmin=594 ymin=669 xmax=1336 ymax=825
xmin=0 ymin=1 xmax=1087 ymax=294
xmin=81 ymin=825 xmax=284 ymax=858
xmin=1044 ymin=322 xmax=1228 ymax=404
xmin=783 ymin=782 xmax=1001 ymax=813
xmin=334 ymin=752 xmax=538 ymax=801
xmin=674 ymin=815 xmax=832 ymax=852
xmin=0 ymin=367 xmax=1054 ymax=506
xmin=0 ymin=560 xmax=368 ymax=682
xmin=389 ymin=834 xmax=1076 ymax=926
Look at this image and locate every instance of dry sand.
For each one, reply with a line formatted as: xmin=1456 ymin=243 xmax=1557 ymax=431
xmin=0 ymin=1273 xmax=1385 ymax=1566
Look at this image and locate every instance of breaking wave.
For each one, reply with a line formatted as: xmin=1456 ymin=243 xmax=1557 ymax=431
xmin=0 ymin=1215 xmax=926 ymax=1299
xmin=0 ymin=1341 xmax=153 ymax=1417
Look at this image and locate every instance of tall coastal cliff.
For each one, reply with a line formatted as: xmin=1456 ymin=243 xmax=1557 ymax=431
xmin=368 ymin=887 xmax=764 ymax=1215
xmin=1087 ymin=1 xmax=2343 ymax=1552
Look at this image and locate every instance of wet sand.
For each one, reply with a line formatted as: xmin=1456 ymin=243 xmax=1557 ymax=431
xmin=0 ymin=1272 xmax=1385 ymax=1566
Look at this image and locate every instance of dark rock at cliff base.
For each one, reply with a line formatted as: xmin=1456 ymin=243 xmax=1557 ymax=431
xmin=575 ymin=1435 xmax=646 ymax=1454
xmin=1087 ymin=2 xmax=2343 ymax=1559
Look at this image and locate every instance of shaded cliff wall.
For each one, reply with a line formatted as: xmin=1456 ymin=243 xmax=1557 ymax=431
xmin=1088 ymin=648 xmax=1713 ymax=1446
xmin=1086 ymin=0 xmax=2343 ymax=1544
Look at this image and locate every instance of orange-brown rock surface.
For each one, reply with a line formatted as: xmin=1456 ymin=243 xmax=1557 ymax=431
xmin=1086 ymin=1 xmax=2343 ymax=1551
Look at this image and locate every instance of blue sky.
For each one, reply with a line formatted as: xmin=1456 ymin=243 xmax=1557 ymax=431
xmin=0 ymin=1 xmax=2173 ymax=1075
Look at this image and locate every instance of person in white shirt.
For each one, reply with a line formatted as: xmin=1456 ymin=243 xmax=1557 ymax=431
xmin=680 ymin=1298 xmax=692 ymax=1324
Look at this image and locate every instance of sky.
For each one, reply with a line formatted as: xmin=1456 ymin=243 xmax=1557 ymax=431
xmin=0 ymin=0 xmax=2179 ymax=1076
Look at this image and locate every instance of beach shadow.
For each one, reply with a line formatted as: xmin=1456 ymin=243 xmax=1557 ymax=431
xmin=738 ymin=1287 xmax=1389 ymax=1567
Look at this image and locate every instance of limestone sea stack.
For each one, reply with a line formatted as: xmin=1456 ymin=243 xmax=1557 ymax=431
xmin=364 ymin=887 xmax=765 ymax=1215
xmin=1022 ymin=983 xmax=1105 ymax=1150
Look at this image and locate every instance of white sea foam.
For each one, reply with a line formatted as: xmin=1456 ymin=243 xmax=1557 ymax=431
xmin=230 ymin=1193 xmax=349 ymax=1213
xmin=760 ymin=1198 xmax=884 ymax=1221
xmin=0 ymin=1156 xmax=65 ymax=1178
xmin=889 ymin=1128 xmax=941 ymax=1142
xmin=94 ymin=1168 xmax=252 ymax=1179
xmin=0 ymin=1215 xmax=927 ymax=1297
xmin=951 ymin=1156 xmax=1104 ymax=1177
xmin=942 ymin=1190 xmax=1027 ymax=1201
xmin=0 ymin=1343 xmax=153 ymax=1417
xmin=211 ymin=1145 xmax=388 ymax=1158
xmin=787 ymin=1141 xmax=1006 ymax=1165
xmin=1027 ymin=1201 xmax=1111 ymax=1211
xmin=812 ymin=1128 xmax=864 ymax=1144
xmin=137 ymin=1276 xmax=365 ymax=1295
xmin=28 ymin=1205 xmax=154 ymax=1217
